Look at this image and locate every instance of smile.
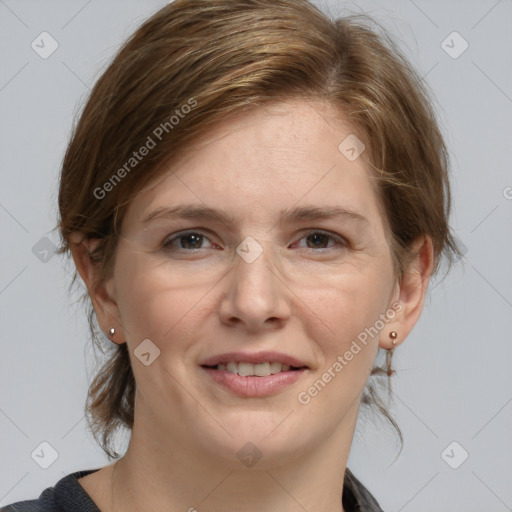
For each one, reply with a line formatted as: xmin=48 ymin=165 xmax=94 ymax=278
xmin=202 ymin=361 xmax=304 ymax=377
xmin=199 ymin=351 xmax=309 ymax=397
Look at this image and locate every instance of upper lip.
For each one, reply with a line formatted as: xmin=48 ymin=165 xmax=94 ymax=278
xmin=200 ymin=351 xmax=308 ymax=368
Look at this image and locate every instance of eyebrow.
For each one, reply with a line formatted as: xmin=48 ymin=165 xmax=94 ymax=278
xmin=141 ymin=203 xmax=369 ymax=227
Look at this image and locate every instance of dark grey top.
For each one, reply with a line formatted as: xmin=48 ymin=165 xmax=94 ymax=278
xmin=1 ymin=467 xmax=385 ymax=511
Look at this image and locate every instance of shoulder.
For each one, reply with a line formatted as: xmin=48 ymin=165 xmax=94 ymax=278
xmin=1 ymin=469 xmax=101 ymax=512
xmin=1 ymin=501 xmax=43 ymax=512
xmin=343 ymin=467 xmax=386 ymax=512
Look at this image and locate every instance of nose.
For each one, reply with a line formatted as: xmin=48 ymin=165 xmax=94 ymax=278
xmin=218 ymin=240 xmax=291 ymax=332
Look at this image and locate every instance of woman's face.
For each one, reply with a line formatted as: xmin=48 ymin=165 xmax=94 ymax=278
xmin=105 ymin=100 xmax=402 ymax=466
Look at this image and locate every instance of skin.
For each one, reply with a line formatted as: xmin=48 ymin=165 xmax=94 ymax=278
xmin=71 ymin=99 xmax=433 ymax=512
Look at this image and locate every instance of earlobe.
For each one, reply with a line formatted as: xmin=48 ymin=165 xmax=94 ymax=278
xmin=69 ymin=232 xmax=126 ymax=344
xmin=380 ymin=235 xmax=434 ymax=350
xmin=107 ymin=327 xmax=125 ymax=345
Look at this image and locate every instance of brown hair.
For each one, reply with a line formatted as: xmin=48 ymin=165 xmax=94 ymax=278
xmin=56 ymin=0 xmax=462 ymax=459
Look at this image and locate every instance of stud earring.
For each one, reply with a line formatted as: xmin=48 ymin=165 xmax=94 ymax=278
xmin=108 ymin=327 xmax=126 ymax=344
xmin=389 ymin=330 xmax=397 ymax=346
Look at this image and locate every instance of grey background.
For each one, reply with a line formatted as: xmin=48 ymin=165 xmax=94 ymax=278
xmin=1 ymin=1 xmax=511 ymax=511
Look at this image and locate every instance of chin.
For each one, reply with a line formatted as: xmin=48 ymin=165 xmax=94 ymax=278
xmin=192 ymin=413 xmax=314 ymax=467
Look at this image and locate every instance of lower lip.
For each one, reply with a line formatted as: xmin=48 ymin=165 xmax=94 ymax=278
xmin=200 ymin=367 xmax=307 ymax=397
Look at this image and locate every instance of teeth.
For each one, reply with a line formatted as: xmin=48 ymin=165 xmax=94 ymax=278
xmin=254 ymin=362 xmax=271 ymax=377
xmin=238 ymin=362 xmax=254 ymax=377
xmin=226 ymin=362 xmax=238 ymax=374
xmin=216 ymin=361 xmax=294 ymax=376
xmin=270 ymin=361 xmax=285 ymax=374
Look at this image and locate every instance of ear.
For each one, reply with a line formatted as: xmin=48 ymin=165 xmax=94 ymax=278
xmin=379 ymin=235 xmax=434 ymax=349
xmin=69 ymin=232 xmax=126 ymax=344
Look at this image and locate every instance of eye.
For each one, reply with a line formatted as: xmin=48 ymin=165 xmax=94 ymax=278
xmin=162 ymin=229 xmax=347 ymax=252
xmin=163 ymin=231 xmax=214 ymax=251
xmin=294 ymin=230 xmax=347 ymax=250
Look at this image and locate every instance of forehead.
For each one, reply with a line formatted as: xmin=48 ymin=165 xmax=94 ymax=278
xmin=122 ymin=99 xmax=385 ymax=233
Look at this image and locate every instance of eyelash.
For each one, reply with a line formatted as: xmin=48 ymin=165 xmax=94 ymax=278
xmin=162 ymin=230 xmax=348 ymax=252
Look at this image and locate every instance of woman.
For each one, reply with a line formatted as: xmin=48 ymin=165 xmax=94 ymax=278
xmin=2 ymin=0 xmax=461 ymax=510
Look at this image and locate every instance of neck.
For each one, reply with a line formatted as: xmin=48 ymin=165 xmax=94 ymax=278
xmin=107 ymin=403 xmax=360 ymax=512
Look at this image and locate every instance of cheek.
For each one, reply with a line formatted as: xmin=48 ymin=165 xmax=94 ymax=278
xmin=302 ymin=262 xmax=393 ymax=337
xmin=113 ymin=246 xmax=222 ymax=357
xmin=114 ymin=250 xmax=176 ymax=339
xmin=117 ymin=274 xmax=195 ymax=343
xmin=299 ymin=263 xmax=394 ymax=398
xmin=297 ymin=274 xmax=391 ymax=410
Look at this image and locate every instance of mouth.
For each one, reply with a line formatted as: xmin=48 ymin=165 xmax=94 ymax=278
xmin=199 ymin=352 xmax=309 ymax=397
xmin=200 ymin=361 xmax=307 ymax=376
